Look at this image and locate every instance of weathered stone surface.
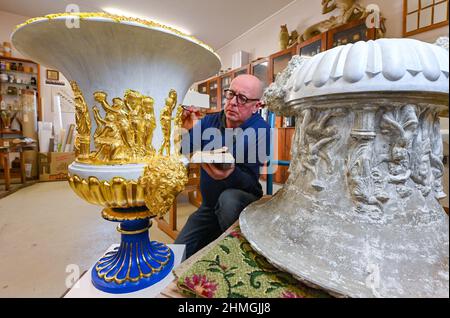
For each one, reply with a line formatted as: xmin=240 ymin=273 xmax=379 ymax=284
xmin=240 ymin=38 xmax=449 ymax=298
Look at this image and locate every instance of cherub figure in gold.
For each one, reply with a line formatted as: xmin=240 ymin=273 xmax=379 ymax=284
xmin=70 ymin=81 xmax=91 ymax=160
xmin=91 ymin=107 xmax=128 ymax=162
xmin=142 ymin=96 xmax=156 ymax=155
xmin=173 ymin=105 xmax=184 ymax=156
xmin=124 ymin=89 xmax=144 ymax=153
xmin=93 ymin=91 xmax=132 ymax=150
xmin=159 ymin=89 xmax=178 ymax=156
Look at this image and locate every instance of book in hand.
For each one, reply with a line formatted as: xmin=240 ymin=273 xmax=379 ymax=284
xmin=190 ymin=147 xmax=235 ymax=170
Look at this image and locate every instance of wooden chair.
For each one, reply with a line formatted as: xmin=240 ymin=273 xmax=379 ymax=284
xmin=0 ymin=146 xmax=11 ymax=191
xmin=155 ymin=163 xmax=202 ymax=240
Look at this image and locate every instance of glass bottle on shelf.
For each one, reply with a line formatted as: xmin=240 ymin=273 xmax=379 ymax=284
xmin=272 ymin=54 xmax=293 ymax=82
xmin=221 ymin=75 xmax=231 ymax=109
xmin=209 ymin=80 xmax=218 ymax=110
xmin=252 ymin=61 xmax=269 ymax=89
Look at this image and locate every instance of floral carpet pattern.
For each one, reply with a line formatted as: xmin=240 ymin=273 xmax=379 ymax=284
xmin=176 ymin=226 xmax=331 ymax=298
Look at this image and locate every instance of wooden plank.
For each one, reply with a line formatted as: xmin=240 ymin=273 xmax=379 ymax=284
xmin=0 ymin=55 xmax=37 ymax=64
xmin=19 ymin=151 xmax=26 ymax=183
xmin=158 ymin=280 xmax=191 ymax=298
xmin=155 ymin=217 xmax=179 ymax=240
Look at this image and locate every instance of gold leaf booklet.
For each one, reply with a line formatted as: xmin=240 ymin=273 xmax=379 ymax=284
xmin=190 ymin=147 xmax=235 ymax=169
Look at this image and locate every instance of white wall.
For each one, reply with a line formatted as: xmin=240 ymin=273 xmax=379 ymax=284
xmin=0 ymin=10 xmax=28 ymax=58
xmin=0 ymin=10 xmax=75 ymax=133
xmin=217 ymin=0 xmax=449 ymax=69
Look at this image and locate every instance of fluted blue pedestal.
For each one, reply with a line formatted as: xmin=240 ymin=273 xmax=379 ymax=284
xmin=91 ymin=217 xmax=174 ymax=294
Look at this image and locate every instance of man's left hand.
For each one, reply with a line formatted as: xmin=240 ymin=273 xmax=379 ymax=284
xmin=201 ymin=163 xmax=235 ymax=180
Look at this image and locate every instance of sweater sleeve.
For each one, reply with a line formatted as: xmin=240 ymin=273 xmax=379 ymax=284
xmin=225 ymin=165 xmax=263 ymax=197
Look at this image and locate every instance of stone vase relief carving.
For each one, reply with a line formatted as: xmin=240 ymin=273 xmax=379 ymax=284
xmin=240 ymin=38 xmax=449 ymax=297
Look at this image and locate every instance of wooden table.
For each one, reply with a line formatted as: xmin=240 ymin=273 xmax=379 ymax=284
xmin=0 ymin=142 xmax=36 ymax=190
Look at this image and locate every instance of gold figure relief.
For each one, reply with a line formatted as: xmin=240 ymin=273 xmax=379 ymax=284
xmin=173 ymin=104 xmax=184 ymax=155
xmin=68 ymin=83 xmax=189 ymax=217
xmin=124 ymin=89 xmax=145 ymax=158
xmin=70 ymin=82 xmax=185 ymax=164
xmin=142 ymin=96 xmax=157 ymax=156
xmin=70 ymin=81 xmax=91 ymax=161
xmin=159 ymin=89 xmax=178 ymax=156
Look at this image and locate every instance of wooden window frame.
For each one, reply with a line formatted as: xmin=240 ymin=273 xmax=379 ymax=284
xmin=403 ymin=0 xmax=449 ymax=37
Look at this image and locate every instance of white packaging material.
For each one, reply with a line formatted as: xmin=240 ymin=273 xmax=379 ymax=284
xmin=182 ymin=90 xmax=210 ymax=109
xmin=38 ymin=121 xmax=53 ymax=152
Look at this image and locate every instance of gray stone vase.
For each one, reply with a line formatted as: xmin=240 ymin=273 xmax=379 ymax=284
xmin=240 ymin=38 xmax=449 ymax=298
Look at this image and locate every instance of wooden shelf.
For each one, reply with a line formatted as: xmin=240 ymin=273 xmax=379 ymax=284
xmin=0 ymin=129 xmax=22 ymax=135
xmin=0 ymin=82 xmax=37 ymax=88
xmin=0 ymin=56 xmax=41 ymax=121
xmin=0 ymin=56 xmax=37 ymax=64
xmin=0 ymin=70 xmax=38 ymax=76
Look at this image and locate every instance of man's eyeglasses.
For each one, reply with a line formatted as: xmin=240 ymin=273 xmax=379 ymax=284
xmin=223 ymin=89 xmax=260 ymax=105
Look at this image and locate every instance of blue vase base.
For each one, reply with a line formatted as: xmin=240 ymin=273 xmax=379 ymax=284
xmin=91 ymin=240 xmax=174 ymax=294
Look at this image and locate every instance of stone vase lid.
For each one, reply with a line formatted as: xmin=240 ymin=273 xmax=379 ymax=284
xmin=286 ymin=38 xmax=449 ymax=101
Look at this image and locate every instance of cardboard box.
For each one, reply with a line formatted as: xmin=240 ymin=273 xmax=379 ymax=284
xmin=39 ymin=152 xmax=75 ymax=181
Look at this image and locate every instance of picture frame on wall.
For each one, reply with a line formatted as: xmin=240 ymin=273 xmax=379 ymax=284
xmin=403 ymin=0 xmax=449 ymax=37
xmin=46 ymin=69 xmax=59 ymax=81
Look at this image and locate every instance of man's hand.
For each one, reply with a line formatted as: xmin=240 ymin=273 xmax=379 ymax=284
xmin=201 ymin=163 xmax=235 ymax=180
xmin=182 ymin=106 xmax=202 ymax=130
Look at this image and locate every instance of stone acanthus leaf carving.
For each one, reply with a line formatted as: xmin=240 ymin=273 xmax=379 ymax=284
xmin=347 ymin=109 xmax=389 ymax=219
xmin=297 ymin=108 xmax=347 ymax=191
xmin=435 ymin=36 xmax=449 ymax=51
xmin=410 ymin=107 xmax=433 ymax=197
xmin=263 ymin=56 xmax=309 ymax=115
xmin=348 ymin=144 xmax=389 ymax=219
xmin=415 ymin=109 xmax=448 ymax=200
xmin=379 ymin=105 xmax=418 ymax=198
xmin=430 ymin=111 xmax=446 ymax=200
xmin=346 ymin=103 xmax=445 ymax=220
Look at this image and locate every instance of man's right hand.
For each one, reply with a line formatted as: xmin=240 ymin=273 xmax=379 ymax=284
xmin=182 ymin=106 xmax=201 ymax=130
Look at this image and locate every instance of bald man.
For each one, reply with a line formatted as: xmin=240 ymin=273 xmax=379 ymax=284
xmin=176 ymin=75 xmax=271 ymax=258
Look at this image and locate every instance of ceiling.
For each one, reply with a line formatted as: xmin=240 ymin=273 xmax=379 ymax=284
xmin=0 ymin=0 xmax=295 ymax=50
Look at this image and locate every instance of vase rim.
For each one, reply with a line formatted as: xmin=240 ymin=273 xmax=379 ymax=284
xmin=12 ymin=11 xmax=221 ymax=62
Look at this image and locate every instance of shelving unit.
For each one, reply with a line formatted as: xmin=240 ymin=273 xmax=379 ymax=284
xmin=297 ymin=32 xmax=327 ymax=57
xmin=0 ymin=55 xmax=41 ymax=182
xmin=327 ymin=18 xmax=377 ymax=49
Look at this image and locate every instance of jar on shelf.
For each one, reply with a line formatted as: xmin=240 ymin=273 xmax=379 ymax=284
xmin=30 ymin=77 xmax=37 ymax=86
xmin=7 ymin=86 xmax=17 ymax=95
xmin=10 ymin=62 xmax=17 ymax=71
xmin=3 ymin=42 xmax=12 ymax=57
xmin=0 ymin=73 xmax=8 ymax=83
xmin=18 ymin=63 xmax=24 ymax=72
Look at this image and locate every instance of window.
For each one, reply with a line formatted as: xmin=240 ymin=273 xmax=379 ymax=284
xmin=403 ymin=0 xmax=449 ymax=36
